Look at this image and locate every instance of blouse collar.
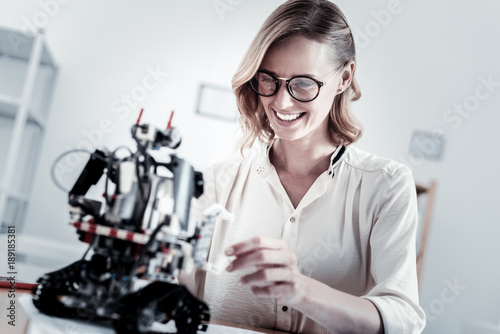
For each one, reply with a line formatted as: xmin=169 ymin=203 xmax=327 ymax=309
xmin=256 ymin=142 xmax=347 ymax=179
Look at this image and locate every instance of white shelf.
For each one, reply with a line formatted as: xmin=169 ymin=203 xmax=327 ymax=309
xmin=0 ymin=93 xmax=19 ymax=106
xmin=0 ymin=26 xmax=57 ymax=69
xmin=6 ymin=192 xmax=29 ymax=203
xmin=0 ymin=94 xmax=46 ymax=128
xmin=0 ymin=28 xmax=58 ymax=233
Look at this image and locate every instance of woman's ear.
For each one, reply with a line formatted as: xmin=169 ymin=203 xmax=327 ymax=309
xmin=338 ymin=61 xmax=355 ymax=92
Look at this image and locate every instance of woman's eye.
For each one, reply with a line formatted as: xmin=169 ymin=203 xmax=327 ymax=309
xmin=295 ymin=80 xmax=315 ymax=89
xmin=260 ymin=76 xmax=274 ymax=83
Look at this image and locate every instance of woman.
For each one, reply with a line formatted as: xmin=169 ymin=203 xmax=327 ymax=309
xmin=181 ymin=0 xmax=426 ymax=333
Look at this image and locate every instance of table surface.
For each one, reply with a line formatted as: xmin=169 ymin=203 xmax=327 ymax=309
xmin=0 ymin=288 xmax=285 ymax=334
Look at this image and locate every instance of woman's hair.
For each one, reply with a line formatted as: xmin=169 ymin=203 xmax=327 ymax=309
xmin=232 ymin=0 xmax=362 ymax=151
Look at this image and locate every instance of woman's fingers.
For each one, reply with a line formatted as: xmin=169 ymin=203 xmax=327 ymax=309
xmin=224 ymin=235 xmax=306 ymax=305
xmin=226 ymin=249 xmax=293 ymax=272
xmin=251 ymin=284 xmax=292 ymax=298
xmin=240 ymin=267 xmax=297 ymax=286
xmin=225 ymin=236 xmax=287 ymax=256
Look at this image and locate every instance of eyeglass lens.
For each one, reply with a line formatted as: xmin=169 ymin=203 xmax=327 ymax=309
xmin=250 ymin=72 xmax=320 ymax=101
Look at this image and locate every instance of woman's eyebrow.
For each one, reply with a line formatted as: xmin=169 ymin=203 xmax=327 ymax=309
xmin=259 ymin=68 xmax=319 ymax=79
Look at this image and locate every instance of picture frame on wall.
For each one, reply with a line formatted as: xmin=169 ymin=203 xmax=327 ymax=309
xmin=195 ymin=83 xmax=239 ymax=121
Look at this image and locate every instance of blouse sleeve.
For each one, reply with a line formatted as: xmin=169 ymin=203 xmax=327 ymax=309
xmin=361 ymin=166 xmax=426 ymax=333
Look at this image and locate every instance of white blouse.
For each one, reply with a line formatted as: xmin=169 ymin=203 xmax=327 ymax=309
xmin=180 ymin=144 xmax=426 ymax=333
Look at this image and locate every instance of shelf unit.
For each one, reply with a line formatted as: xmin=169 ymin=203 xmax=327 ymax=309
xmin=0 ymin=27 xmax=58 ymax=233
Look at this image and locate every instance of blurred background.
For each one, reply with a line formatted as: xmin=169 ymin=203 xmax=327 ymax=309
xmin=0 ymin=1 xmax=499 ymax=333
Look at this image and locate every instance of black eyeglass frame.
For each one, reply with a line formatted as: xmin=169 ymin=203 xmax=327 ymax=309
xmin=249 ymin=65 xmax=344 ymax=103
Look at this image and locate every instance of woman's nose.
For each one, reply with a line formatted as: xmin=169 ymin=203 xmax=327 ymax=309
xmin=273 ymin=82 xmax=295 ymax=110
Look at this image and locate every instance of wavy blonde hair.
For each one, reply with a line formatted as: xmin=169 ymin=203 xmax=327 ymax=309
xmin=232 ymin=0 xmax=362 ymax=151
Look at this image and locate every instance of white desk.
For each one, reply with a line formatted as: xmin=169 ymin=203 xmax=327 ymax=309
xmin=0 ymin=289 xmax=286 ymax=334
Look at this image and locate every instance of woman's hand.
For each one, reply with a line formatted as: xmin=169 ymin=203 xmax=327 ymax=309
xmin=225 ymin=236 xmax=307 ymax=305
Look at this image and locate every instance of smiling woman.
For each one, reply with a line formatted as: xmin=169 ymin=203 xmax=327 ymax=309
xmin=233 ymin=0 xmax=362 ymax=152
xmin=179 ymin=1 xmax=426 ymax=333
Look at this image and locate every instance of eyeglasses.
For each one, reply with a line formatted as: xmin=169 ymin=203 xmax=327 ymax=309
xmin=249 ymin=65 xmax=344 ymax=102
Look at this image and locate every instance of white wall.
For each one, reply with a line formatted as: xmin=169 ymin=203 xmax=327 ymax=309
xmin=348 ymin=1 xmax=500 ymax=333
xmin=1 ymin=1 xmax=499 ymax=333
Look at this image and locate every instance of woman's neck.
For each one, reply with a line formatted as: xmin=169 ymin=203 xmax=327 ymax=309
xmin=270 ymin=137 xmax=338 ymax=177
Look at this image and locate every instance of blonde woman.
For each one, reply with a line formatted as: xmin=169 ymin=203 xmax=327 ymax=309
xmin=181 ymin=1 xmax=426 ymax=333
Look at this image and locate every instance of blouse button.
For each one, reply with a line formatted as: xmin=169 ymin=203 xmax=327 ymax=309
xmin=289 ymin=217 xmax=295 ymax=223
xmin=282 ymin=306 xmax=288 ymax=312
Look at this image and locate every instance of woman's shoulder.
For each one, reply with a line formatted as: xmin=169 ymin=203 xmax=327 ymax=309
xmin=343 ymin=146 xmax=417 ymax=210
xmin=343 ymin=145 xmax=412 ymax=178
xmin=199 ymin=146 xmax=262 ymax=206
xmin=206 ymin=145 xmax=264 ymax=176
xmin=207 ymin=150 xmax=244 ymax=172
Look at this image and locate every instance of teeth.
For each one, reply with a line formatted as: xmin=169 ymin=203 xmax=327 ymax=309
xmin=276 ymin=111 xmax=302 ymax=121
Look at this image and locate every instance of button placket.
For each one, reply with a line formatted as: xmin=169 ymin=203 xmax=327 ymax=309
xmin=282 ymin=211 xmax=300 ymax=252
xmin=276 ymin=302 xmax=292 ymax=331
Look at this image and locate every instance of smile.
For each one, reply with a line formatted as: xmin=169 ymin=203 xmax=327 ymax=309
xmin=275 ymin=111 xmax=305 ymax=122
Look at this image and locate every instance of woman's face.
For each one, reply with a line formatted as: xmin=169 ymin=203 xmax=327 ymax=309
xmin=258 ymin=35 xmax=345 ymax=145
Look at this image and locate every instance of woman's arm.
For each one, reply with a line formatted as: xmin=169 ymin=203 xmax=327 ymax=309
xmin=226 ymin=236 xmax=384 ymax=333
xmin=293 ymin=274 xmax=383 ymax=333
